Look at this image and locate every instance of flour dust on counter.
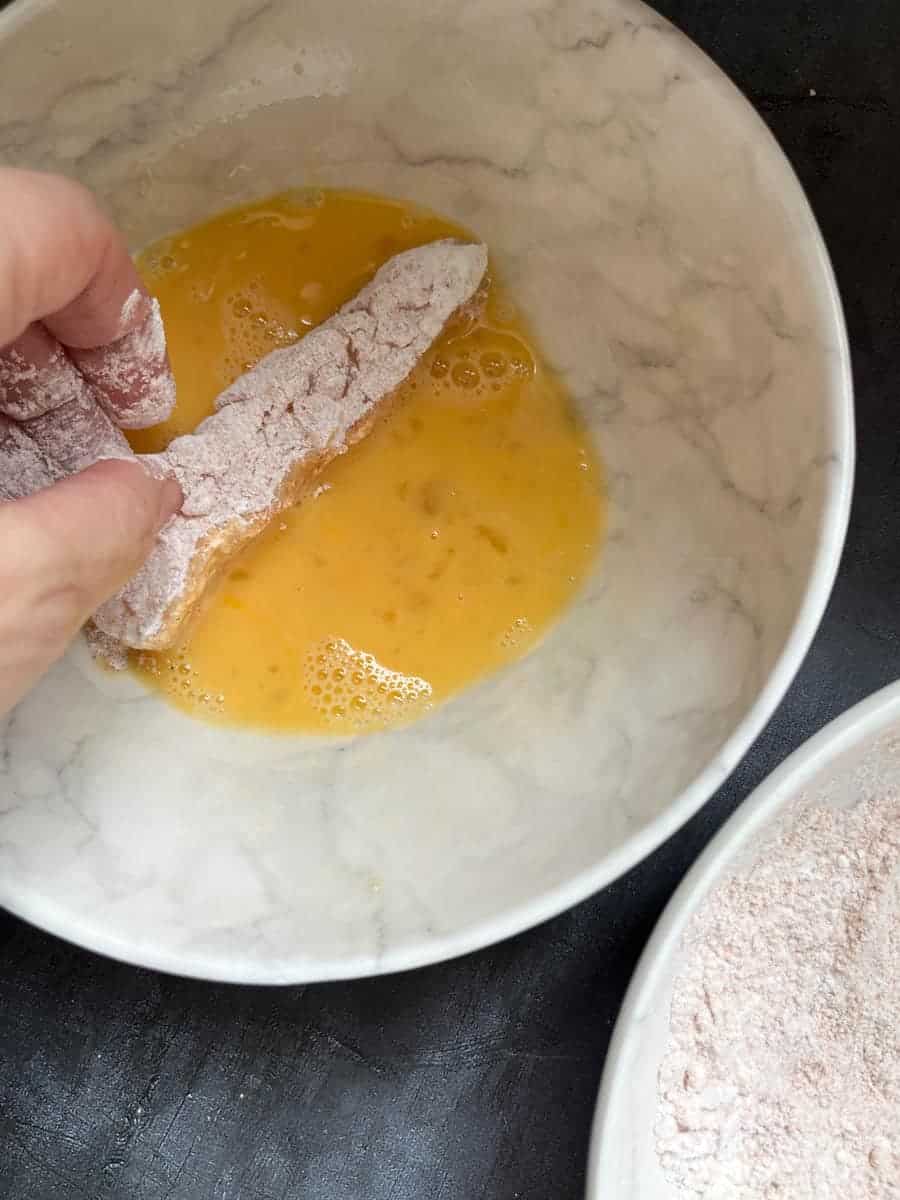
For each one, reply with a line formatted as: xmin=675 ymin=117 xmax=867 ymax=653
xmin=129 ymin=189 xmax=604 ymax=735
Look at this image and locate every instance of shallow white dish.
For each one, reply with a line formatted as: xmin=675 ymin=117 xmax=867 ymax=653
xmin=0 ymin=0 xmax=852 ymax=982
xmin=587 ymin=679 xmax=900 ymax=1198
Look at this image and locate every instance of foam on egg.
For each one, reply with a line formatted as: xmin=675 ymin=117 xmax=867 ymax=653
xmin=219 ymin=283 xmax=301 ymax=387
xmin=427 ymin=329 xmax=535 ymax=401
xmin=135 ymin=649 xmax=226 ymax=716
xmin=302 ymin=638 xmax=432 ymax=730
xmin=500 ymin=616 xmax=533 ymax=649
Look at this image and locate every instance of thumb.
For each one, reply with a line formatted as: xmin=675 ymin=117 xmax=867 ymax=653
xmin=0 ymin=460 xmax=181 ymax=712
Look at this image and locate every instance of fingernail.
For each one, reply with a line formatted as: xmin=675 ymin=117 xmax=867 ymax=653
xmin=118 ymin=288 xmax=152 ymax=338
xmin=157 ymin=477 xmax=183 ymax=527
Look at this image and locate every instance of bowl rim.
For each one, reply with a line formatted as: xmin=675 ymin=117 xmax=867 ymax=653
xmin=585 ymin=678 xmax=900 ymax=1197
xmin=0 ymin=0 xmax=855 ymax=983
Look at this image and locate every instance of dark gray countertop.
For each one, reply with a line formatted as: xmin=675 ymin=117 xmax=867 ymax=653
xmin=1 ymin=3 xmax=898 ymax=1197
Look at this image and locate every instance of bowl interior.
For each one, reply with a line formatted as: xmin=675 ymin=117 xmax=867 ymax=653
xmin=0 ymin=0 xmax=851 ymax=980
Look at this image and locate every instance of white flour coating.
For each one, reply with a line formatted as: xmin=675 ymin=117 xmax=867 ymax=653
xmin=23 ymin=385 xmax=131 ymax=472
xmin=657 ymin=792 xmax=900 ymax=1199
xmin=0 ymin=343 xmax=87 ymax=420
xmin=0 ymin=342 xmax=131 ymax=486
xmin=73 ymin=294 xmax=176 ymax=428
xmin=0 ymin=289 xmax=167 ymax=493
xmin=93 ymin=240 xmax=488 ymax=649
xmin=0 ymin=417 xmax=59 ymax=501
xmin=119 ymin=288 xmax=144 ymax=331
xmin=83 ymin=624 xmax=129 ymax=671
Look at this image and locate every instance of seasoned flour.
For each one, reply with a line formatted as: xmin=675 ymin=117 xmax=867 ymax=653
xmin=657 ymin=791 xmax=900 ymax=1198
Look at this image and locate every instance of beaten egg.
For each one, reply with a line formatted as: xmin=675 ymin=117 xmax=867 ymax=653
xmin=129 ymin=190 xmax=604 ymax=734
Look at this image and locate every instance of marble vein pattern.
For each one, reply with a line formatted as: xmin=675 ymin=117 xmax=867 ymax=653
xmin=0 ymin=0 xmax=851 ymax=980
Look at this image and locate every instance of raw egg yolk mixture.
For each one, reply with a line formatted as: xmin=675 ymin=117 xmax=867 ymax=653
xmin=129 ymin=190 xmax=604 ymax=734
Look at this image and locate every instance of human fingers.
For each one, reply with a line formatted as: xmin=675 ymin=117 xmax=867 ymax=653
xmin=0 ymin=325 xmax=131 ymax=478
xmin=0 ymin=459 xmax=182 ymax=714
xmin=0 ymin=168 xmax=174 ymax=428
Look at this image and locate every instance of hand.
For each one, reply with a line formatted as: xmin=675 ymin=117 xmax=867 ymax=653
xmin=0 ymin=169 xmax=181 ymax=716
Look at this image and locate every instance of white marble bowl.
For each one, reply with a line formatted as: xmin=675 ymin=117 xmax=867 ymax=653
xmin=587 ymin=680 xmax=900 ymax=1198
xmin=0 ymin=0 xmax=852 ymax=981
